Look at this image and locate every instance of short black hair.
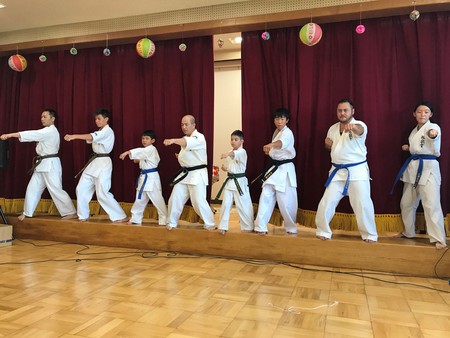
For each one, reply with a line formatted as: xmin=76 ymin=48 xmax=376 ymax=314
xmin=44 ymin=108 xmax=57 ymax=119
xmin=142 ymin=130 xmax=156 ymax=140
xmin=94 ymin=108 xmax=111 ymax=119
xmin=231 ymin=130 xmax=244 ymax=139
xmin=414 ymin=101 xmax=434 ymax=113
xmin=273 ymin=108 xmax=290 ymax=120
xmin=338 ymin=98 xmax=354 ymax=109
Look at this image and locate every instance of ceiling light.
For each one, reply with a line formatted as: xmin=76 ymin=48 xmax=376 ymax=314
xmin=229 ymin=36 xmax=242 ymax=44
xmin=0 ymin=3 xmax=5 ymax=8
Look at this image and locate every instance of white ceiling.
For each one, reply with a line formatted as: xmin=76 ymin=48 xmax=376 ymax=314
xmin=0 ymin=0 xmax=247 ymax=33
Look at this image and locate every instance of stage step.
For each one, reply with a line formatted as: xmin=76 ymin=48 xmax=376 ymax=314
xmin=6 ymin=214 xmax=449 ymax=278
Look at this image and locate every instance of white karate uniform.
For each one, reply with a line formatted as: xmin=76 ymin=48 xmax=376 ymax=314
xmin=128 ymin=145 xmax=168 ymax=225
xmin=315 ymin=118 xmax=378 ymax=241
xmin=399 ymin=121 xmax=446 ymax=245
xmin=76 ymin=124 xmax=126 ymax=221
xmin=167 ymin=129 xmax=215 ymax=229
xmin=218 ymin=147 xmax=254 ymax=231
xmin=19 ymin=125 xmax=76 ymax=217
xmin=254 ymin=125 xmax=298 ymax=234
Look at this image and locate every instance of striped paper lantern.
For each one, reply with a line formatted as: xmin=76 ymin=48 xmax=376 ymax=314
xmin=299 ymin=23 xmax=323 ymax=46
xmin=8 ymin=54 xmax=27 ymax=72
xmin=136 ymin=38 xmax=156 ymax=58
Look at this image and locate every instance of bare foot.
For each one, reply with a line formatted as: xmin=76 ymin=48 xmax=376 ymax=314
xmin=316 ymin=235 xmax=330 ymax=241
xmin=166 ymin=225 xmax=174 ymax=231
xmin=286 ymin=232 xmax=297 ymax=237
xmin=18 ymin=214 xmax=26 ymax=221
xmin=78 ymin=218 xmax=88 ymax=222
xmin=435 ymin=242 xmax=447 ymax=250
xmin=127 ymin=221 xmax=142 ymax=225
xmin=205 ymin=226 xmax=217 ymax=231
xmin=61 ymin=214 xmax=77 ymax=220
xmin=254 ymin=231 xmax=267 ymax=236
xmin=364 ymin=239 xmax=377 ymax=243
xmin=218 ymin=229 xmax=227 ymax=235
xmin=393 ymin=232 xmax=408 ymax=238
xmin=113 ymin=217 xmax=129 ymax=223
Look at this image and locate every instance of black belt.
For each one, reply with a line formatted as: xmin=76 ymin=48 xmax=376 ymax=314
xmin=251 ymin=159 xmax=293 ymax=185
xmin=75 ymin=153 xmax=110 ymax=178
xmin=28 ymin=154 xmax=59 ymax=175
xmin=169 ymin=164 xmax=207 ymax=186
xmin=214 ymin=172 xmax=246 ymax=199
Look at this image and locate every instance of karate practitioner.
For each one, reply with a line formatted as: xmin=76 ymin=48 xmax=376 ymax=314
xmin=392 ymin=102 xmax=447 ymax=249
xmin=315 ymin=99 xmax=378 ymax=242
xmin=163 ymin=115 xmax=215 ymax=230
xmin=119 ymin=129 xmax=168 ymax=226
xmin=64 ymin=109 xmax=127 ymax=222
xmin=216 ymin=130 xmax=254 ymax=235
xmin=0 ymin=109 xmax=77 ymax=220
xmin=254 ymin=108 xmax=298 ymax=235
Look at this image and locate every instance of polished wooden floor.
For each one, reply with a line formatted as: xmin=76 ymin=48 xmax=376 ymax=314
xmin=1 ymin=238 xmax=450 ymax=337
xmin=1 ymin=209 xmax=450 ymax=337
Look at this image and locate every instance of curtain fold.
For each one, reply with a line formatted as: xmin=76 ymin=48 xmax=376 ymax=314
xmin=242 ymin=13 xmax=450 ymax=229
xmin=0 ymin=36 xmax=214 ymax=210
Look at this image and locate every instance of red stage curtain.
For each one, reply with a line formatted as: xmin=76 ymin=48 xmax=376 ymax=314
xmin=242 ymin=12 xmax=450 ymax=215
xmin=0 ymin=36 xmax=214 ymax=203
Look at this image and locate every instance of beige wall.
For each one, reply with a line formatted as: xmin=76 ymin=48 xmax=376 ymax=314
xmin=211 ymin=62 xmax=242 ymax=200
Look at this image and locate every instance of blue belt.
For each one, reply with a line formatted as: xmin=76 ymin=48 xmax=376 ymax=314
xmin=324 ymin=160 xmax=367 ymax=196
xmin=136 ymin=168 xmax=158 ymax=199
xmin=390 ymin=154 xmax=437 ymax=194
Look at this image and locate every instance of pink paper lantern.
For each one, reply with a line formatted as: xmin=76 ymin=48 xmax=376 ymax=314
xmin=356 ymin=24 xmax=366 ymax=34
xmin=261 ymin=31 xmax=270 ymax=40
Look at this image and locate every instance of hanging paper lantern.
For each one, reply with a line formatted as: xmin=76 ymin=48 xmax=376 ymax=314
xmin=261 ymin=31 xmax=270 ymax=40
xmin=299 ymin=22 xmax=323 ymax=46
xmin=217 ymin=38 xmax=224 ymax=48
xmin=212 ymin=165 xmax=219 ymax=177
xmin=39 ymin=54 xmax=47 ymax=62
xmin=103 ymin=48 xmax=111 ymax=56
xmin=136 ymin=38 xmax=156 ymax=58
xmin=410 ymin=10 xmax=420 ymax=21
xmin=355 ymin=24 xmax=366 ymax=34
xmin=179 ymin=43 xmax=187 ymax=52
xmin=8 ymin=54 xmax=27 ymax=72
xmin=212 ymin=165 xmax=219 ymax=183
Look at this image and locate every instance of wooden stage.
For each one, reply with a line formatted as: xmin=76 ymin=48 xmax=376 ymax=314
xmin=6 ymin=212 xmax=450 ymax=279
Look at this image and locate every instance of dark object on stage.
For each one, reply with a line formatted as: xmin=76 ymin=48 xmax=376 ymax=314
xmin=0 ymin=206 xmax=7 ymax=224
xmin=0 ymin=140 xmax=9 ymax=223
xmin=0 ymin=140 xmax=8 ymax=168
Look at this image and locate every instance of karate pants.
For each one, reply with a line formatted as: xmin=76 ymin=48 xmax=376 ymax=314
xmin=218 ymin=189 xmax=254 ymax=231
xmin=130 ymin=189 xmax=168 ymax=225
xmin=315 ymin=179 xmax=378 ymax=241
xmin=76 ymin=172 xmax=126 ymax=221
xmin=23 ymin=171 xmax=76 ymax=217
xmin=400 ymin=178 xmax=447 ymax=245
xmin=167 ymin=181 xmax=215 ymax=229
xmin=254 ymin=178 xmax=298 ymax=234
